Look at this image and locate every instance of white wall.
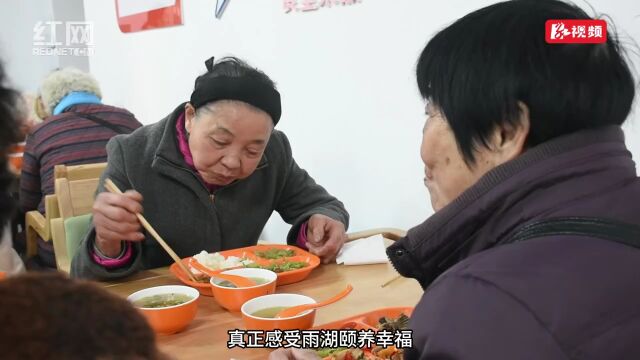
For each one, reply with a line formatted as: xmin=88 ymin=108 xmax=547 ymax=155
xmin=0 ymin=0 xmax=90 ymax=92
xmin=81 ymin=0 xmax=640 ymax=243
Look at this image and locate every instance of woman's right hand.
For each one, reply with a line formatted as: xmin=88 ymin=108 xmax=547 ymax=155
xmin=93 ymin=190 xmax=146 ymax=257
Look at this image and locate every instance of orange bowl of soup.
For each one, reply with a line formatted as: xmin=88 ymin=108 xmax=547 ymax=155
xmin=128 ymin=285 xmax=199 ymax=335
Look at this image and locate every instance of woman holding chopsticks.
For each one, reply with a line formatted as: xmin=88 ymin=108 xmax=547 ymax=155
xmin=71 ymin=56 xmax=349 ymax=280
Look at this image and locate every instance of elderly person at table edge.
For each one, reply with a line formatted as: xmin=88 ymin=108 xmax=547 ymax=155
xmin=21 ymin=67 xmax=142 ymax=269
xmin=271 ymin=0 xmax=640 ymax=360
xmin=71 ymin=56 xmax=348 ymax=280
xmin=0 ymin=57 xmax=25 ymax=276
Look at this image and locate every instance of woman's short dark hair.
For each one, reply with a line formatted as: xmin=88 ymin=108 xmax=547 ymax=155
xmin=416 ymin=0 xmax=636 ymax=164
xmin=0 ymin=273 xmax=167 ymax=360
xmin=0 ymin=59 xmax=21 ymax=226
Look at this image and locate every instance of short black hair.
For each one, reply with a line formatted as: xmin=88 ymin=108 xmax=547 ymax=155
xmin=416 ymin=0 xmax=636 ymax=164
xmin=0 ymin=59 xmax=21 ymax=226
xmin=0 ymin=273 xmax=167 ymax=360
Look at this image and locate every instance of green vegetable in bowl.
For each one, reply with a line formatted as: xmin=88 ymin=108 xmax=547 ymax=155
xmin=133 ymin=293 xmax=193 ymax=308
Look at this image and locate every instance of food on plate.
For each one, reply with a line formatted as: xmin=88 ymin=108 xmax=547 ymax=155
xmin=370 ymin=345 xmax=402 ymax=359
xmin=376 ymin=313 xmax=410 ymax=331
xmin=216 ymin=277 xmax=269 ymax=288
xmin=251 ymin=306 xmax=289 ymax=318
xmin=246 ymin=260 xmax=308 ymax=273
xmin=254 ymin=248 xmax=296 ymax=259
xmin=192 ymin=251 xmax=253 ymax=270
xmin=133 ymin=293 xmax=193 ymax=308
xmin=316 ymin=348 xmax=364 ymax=360
xmin=317 ymin=346 xmax=400 ymax=360
xmin=315 ymin=313 xmax=410 ymax=360
xmin=189 ymin=251 xmax=254 ymax=281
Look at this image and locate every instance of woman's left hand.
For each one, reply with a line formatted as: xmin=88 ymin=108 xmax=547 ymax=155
xmin=305 ymin=214 xmax=347 ymax=264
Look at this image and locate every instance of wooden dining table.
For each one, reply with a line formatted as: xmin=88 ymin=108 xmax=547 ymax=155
xmin=104 ymin=241 xmax=424 ymax=360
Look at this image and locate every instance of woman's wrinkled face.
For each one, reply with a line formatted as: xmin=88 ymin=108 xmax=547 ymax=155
xmin=185 ymin=101 xmax=273 ymax=186
xmin=420 ymin=104 xmax=497 ymax=212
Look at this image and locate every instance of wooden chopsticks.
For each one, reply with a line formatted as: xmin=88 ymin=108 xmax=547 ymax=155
xmin=381 ymin=274 xmax=403 ymax=288
xmin=103 ymin=179 xmax=198 ymax=282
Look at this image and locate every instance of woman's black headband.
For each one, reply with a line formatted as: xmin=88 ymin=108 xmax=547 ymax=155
xmin=189 ymin=57 xmax=282 ymax=125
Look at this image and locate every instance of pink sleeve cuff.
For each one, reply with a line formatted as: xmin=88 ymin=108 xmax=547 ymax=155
xmin=296 ymin=222 xmax=309 ymax=250
xmin=91 ymin=241 xmax=133 ymax=268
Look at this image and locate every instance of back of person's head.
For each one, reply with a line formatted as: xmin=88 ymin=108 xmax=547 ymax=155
xmin=0 ymin=59 xmax=21 ymax=226
xmin=0 ymin=273 xmax=167 ymax=360
xmin=40 ymin=67 xmax=102 ymax=117
xmin=416 ymin=0 xmax=636 ymax=164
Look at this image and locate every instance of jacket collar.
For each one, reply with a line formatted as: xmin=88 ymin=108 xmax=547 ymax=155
xmin=387 ymin=126 xmax=636 ymax=289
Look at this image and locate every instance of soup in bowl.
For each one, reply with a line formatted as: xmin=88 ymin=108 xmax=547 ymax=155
xmin=127 ymin=285 xmax=199 ymax=335
xmin=241 ymin=293 xmax=316 ymax=331
xmin=210 ymin=268 xmax=277 ymax=312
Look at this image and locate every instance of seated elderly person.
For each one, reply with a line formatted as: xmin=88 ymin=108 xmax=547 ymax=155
xmin=272 ymin=0 xmax=640 ymax=359
xmin=71 ymin=56 xmax=349 ymax=280
xmin=20 ymin=68 xmax=142 ymax=269
xmin=0 ymin=273 xmax=167 ymax=359
xmin=0 ymin=57 xmax=25 ymax=276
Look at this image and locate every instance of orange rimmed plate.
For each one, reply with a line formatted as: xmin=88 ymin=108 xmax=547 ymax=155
xmin=310 ymin=307 xmax=413 ymax=359
xmin=170 ymin=245 xmax=321 ymax=296
xmin=312 ymin=307 xmax=414 ymax=330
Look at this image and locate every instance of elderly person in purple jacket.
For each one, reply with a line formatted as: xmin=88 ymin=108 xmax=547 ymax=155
xmin=271 ymin=0 xmax=640 ymax=359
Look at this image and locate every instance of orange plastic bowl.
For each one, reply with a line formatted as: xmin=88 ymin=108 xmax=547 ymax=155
xmin=127 ymin=285 xmax=199 ymax=335
xmin=8 ymin=142 xmax=25 ymax=153
xmin=8 ymin=153 xmax=23 ymax=171
xmin=241 ymin=293 xmax=316 ymax=331
xmin=210 ymin=268 xmax=277 ymax=312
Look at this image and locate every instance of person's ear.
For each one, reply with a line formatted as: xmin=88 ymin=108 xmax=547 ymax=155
xmin=491 ymin=101 xmax=530 ymax=163
xmin=184 ymin=103 xmax=196 ymax=135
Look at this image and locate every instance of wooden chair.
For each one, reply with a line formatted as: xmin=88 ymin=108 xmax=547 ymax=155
xmin=257 ymin=227 xmax=407 ymax=246
xmin=53 ymin=162 xmax=107 ymax=182
xmin=50 ymin=164 xmax=106 ymax=272
xmin=346 ymin=228 xmax=406 ymax=242
xmin=24 ymin=195 xmax=60 ymax=258
xmin=25 ymin=163 xmax=107 ymax=259
xmin=25 ymin=163 xmax=107 ymax=270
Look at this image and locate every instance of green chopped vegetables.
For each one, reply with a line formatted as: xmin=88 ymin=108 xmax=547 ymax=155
xmin=316 ymin=347 xmax=348 ymax=357
xmin=246 ymin=261 xmax=308 ymax=273
xmin=133 ymin=293 xmax=193 ymax=308
xmin=255 ymin=248 xmax=296 ymax=259
xmin=315 ymin=348 xmax=364 ymax=359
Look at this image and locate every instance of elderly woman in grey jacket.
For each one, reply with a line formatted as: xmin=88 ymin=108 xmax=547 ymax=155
xmin=71 ymin=57 xmax=349 ymax=280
